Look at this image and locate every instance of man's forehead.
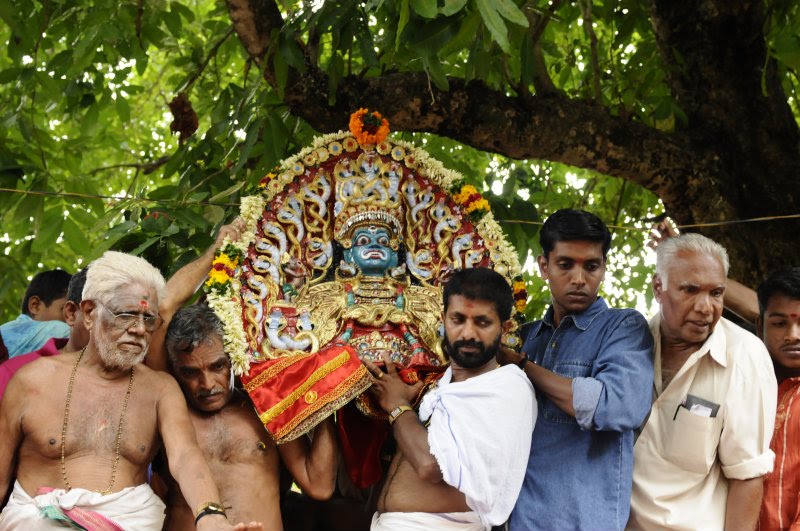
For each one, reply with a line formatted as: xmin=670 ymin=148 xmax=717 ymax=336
xmin=446 ymin=295 xmax=499 ymax=318
xmin=113 ymin=286 xmax=159 ymax=309
xmin=765 ymin=294 xmax=800 ymax=316
xmin=676 ymin=279 xmax=725 ymax=290
xmin=179 ymin=349 xmax=228 ymax=366
xmin=549 ymin=240 xmax=605 ymax=260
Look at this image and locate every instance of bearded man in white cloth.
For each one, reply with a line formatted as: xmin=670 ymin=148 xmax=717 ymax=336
xmin=363 ymin=267 xmax=536 ymax=531
xmin=0 ymin=251 xmax=262 ymax=531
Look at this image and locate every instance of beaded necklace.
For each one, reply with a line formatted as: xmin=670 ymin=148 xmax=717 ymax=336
xmin=60 ymin=345 xmax=135 ymax=495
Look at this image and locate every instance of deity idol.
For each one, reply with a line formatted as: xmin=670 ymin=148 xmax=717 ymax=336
xmin=204 ymin=109 xmax=525 ymax=487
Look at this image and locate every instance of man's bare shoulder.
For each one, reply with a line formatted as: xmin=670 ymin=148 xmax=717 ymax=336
xmin=10 ymin=351 xmax=75 ymax=390
xmin=134 ymin=362 xmax=182 ymax=398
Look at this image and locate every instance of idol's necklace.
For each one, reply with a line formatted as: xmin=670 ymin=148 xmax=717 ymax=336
xmin=60 ymin=345 xmax=135 ymax=495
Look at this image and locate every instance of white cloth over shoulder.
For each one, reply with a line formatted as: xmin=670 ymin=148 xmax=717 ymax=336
xmin=0 ymin=480 xmax=166 ymax=531
xmin=371 ymin=510 xmax=485 ymax=530
xmin=418 ymin=364 xmax=536 ymax=528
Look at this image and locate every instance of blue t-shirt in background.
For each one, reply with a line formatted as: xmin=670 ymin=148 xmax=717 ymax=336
xmin=0 ymin=314 xmax=70 ymax=359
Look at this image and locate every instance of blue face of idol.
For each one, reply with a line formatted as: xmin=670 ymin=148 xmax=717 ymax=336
xmin=343 ymin=226 xmax=399 ymax=276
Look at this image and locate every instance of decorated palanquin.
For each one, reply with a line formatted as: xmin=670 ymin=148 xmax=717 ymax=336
xmin=204 ymin=109 xmax=527 ymax=487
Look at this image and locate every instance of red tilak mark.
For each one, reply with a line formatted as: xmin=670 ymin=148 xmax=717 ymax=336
xmin=791 ymin=313 xmax=799 ymax=318
xmin=139 ymin=300 xmax=149 ymax=310
xmin=464 ymin=301 xmax=475 ymax=308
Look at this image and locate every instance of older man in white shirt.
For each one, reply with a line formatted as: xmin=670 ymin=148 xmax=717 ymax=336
xmin=628 ymin=234 xmax=777 ymax=531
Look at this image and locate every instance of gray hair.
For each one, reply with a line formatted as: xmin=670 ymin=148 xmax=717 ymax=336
xmin=82 ymin=251 xmax=166 ymax=305
xmin=164 ymin=305 xmax=225 ymax=370
xmin=656 ymin=233 xmax=730 ymax=288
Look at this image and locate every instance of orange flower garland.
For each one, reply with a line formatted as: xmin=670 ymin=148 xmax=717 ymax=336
xmin=513 ymin=277 xmax=528 ymax=314
xmin=349 ymin=108 xmax=390 ymax=146
xmin=205 ymin=244 xmax=243 ymax=294
xmin=452 ymin=184 xmax=491 ymax=221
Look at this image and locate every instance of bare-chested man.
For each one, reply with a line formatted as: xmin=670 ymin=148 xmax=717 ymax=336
xmin=160 ymin=304 xmax=337 ymax=530
xmin=0 ymin=251 xmax=262 ymax=531
xmin=363 ymin=268 xmax=536 ymax=531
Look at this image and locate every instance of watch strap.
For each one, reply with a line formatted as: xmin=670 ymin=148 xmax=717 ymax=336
xmin=388 ymin=405 xmax=414 ymax=425
xmin=195 ymin=502 xmax=226 ymax=524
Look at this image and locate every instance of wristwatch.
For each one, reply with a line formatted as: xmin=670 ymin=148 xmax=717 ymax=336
xmin=195 ymin=501 xmax=226 ymax=524
xmin=517 ymin=356 xmax=530 ymax=370
xmin=388 ymin=405 xmax=414 ymax=425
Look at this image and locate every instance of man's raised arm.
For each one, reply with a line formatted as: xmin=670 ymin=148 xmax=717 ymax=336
xmin=277 ymin=416 xmax=338 ymax=500
xmin=147 ymin=219 xmax=246 ymax=372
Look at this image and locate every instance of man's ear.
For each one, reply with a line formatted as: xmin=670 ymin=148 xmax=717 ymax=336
xmin=536 ymin=255 xmax=549 ymax=281
xmin=652 ymin=274 xmax=663 ymax=302
xmin=63 ymin=301 xmax=80 ymax=326
xmin=27 ymin=295 xmax=43 ymax=318
xmin=80 ymin=300 xmax=98 ymax=330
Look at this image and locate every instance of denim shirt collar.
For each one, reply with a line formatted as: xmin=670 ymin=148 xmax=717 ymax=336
xmin=531 ymin=297 xmax=609 ymax=337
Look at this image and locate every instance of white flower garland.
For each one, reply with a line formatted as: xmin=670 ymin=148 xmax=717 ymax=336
xmin=206 ymin=284 xmax=251 ymax=376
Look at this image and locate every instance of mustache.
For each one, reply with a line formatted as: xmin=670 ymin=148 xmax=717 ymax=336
xmin=197 ymin=388 xmax=224 ymax=398
xmin=451 ymin=339 xmax=485 ymax=352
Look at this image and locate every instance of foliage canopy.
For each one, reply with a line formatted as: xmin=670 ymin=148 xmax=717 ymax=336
xmin=0 ymin=0 xmax=797 ymax=322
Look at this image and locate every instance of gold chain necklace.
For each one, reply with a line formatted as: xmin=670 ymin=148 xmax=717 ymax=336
xmin=60 ymin=345 xmax=135 ymax=495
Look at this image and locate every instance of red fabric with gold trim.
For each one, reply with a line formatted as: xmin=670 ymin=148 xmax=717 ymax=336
xmin=241 ymin=344 xmax=372 ymax=443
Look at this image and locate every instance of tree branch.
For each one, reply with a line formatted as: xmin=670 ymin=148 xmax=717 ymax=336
xmin=579 ymin=0 xmax=602 ymax=102
xmin=181 ymin=27 xmax=236 ymax=94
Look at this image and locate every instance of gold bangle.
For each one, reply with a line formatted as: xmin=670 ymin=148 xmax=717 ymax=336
xmin=388 ymin=405 xmax=414 ymax=425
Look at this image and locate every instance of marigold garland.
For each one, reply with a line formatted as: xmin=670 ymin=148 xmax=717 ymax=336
xmin=513 ymin=278 xmax=528 ymax=314
xmin=349 ymin=108 xmax=390 ymax=146
xmin=204 ymin=244 xmax=243 ymax=294
xmin=452 ymin=183 xmax=491 ymax=221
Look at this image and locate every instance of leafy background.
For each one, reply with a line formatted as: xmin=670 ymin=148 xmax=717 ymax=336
xmin=1 ymin=0 xmax=796 ymax=321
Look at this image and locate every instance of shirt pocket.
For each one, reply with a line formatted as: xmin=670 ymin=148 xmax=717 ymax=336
xmin=541 ymin=362 xmax=592 ymax=424
xmin=664 ymin=406 xmax=721 ymax=475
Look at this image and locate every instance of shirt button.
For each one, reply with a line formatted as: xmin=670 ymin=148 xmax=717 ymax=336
xmin=551 ymin=342 xmax=556 ymax=348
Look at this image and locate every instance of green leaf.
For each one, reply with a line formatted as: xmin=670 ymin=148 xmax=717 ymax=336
xmin=494 ymin=0 xmax=529 ymax=28
xmin=476 ymin=0 xmax=510 ymax=53
xmin=441 ymin=0 xmax=468 ymax=17
xmin=163 ymin=9 xmax=183 ymax=38
xmin=439 ymin=11 xmax=481 ymax=58
xmin=32 ymin=209 xmax=64 ymax=253
xmin=0 ymin=67 xmax=21 ymax=84
xmin=81 ymin=104 xmax=100 ymax=136
xmin=115 ymin=95 xmax=131 ymax=123
xmin=396 ymin=0 xmax=411 ymax=49
xmin=422 ymin=55 xmax=449 ymax=91
xmin=129 ymin=236 xmax=160 ymax=256
xmin=410 ymin=0 xmax=438 ymax=19
xmin=62 ymin=217 xmax=90 ymax=256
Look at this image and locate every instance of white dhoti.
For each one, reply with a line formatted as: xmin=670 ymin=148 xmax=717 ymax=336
xmin=371 ymin=511 xmax=486 ymax=530
xmin=419 ymin=365 xmax=536 ymax=529
xmin=0 ymin=480 xmax=166 ymax=531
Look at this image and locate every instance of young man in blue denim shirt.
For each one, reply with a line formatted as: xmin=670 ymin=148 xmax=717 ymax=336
xmin=502 ymin=209 xmax=654 ymax=531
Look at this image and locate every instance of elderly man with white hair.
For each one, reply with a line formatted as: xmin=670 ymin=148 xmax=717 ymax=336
xmin=0 ymin=251 xmax=262 ymax=531
xmin=628 ymin=234 xmax=778 ymax=531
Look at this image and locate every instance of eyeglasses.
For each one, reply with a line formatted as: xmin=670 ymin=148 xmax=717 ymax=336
xmin=96 ymin=301 xmax=163 ymax=332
